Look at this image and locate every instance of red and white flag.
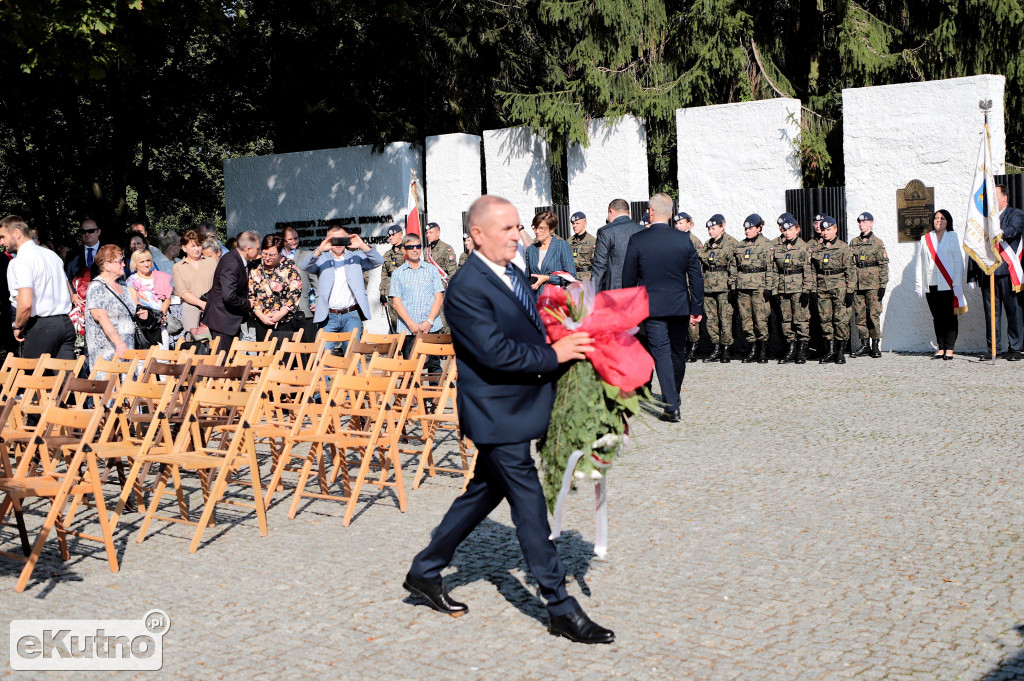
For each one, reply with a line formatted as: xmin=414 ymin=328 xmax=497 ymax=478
xmin=406 ymin=180 xmax=421 ymax=238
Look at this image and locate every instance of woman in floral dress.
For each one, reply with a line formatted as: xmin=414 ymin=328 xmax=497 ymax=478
xmin=249 ymin=233 xmax=302 ymax=343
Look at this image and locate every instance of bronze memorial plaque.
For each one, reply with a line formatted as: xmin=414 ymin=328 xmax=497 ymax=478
xmin=897 ymin=179 xmax=934 ymax=243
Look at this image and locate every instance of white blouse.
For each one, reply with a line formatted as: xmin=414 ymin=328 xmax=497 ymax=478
xmin=915 ymin=230 xmax=965 ymax=296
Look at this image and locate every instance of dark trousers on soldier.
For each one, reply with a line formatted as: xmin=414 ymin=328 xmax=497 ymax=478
xmin=980 ymin=274 xmax=1022 ymax=352
xmin=644 ymin=317 xmax=688 ymax=411
xmin=926 ymin=286 xmax=958 ymax=351
xmin=21 ymin=315 xmax=76 ymax=360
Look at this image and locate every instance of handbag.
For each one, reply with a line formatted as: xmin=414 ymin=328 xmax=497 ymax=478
xmin=166 ymin=314 xmax=184 ymax=335
xmin=179 ymin=331 xmax=211 ymax=355
xmin=103 ymin=283 xmax=161 ymax=349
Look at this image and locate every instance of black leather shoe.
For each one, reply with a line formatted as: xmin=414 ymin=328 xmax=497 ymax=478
xmin=1006 ymin=350 xmax=1022 ymax=362
xmin=660 ymin=409 xmax=680 ymax=423
xmin=403 ymin=575 xmax=468 ymax=617
xmin=548 ymin=608 xmax=615 ymax=644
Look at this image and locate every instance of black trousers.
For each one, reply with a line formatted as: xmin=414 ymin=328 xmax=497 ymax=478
xmin=21 ymin=315 xmax=76 ymax=360
xmin=210 ymin=330 xmax=237 ymax=356
xmin=644 ymin=316 xmax=688 ymax=411
xmin=401 ymin=334 xmax=441 ymax=375
xmin=925 ymin=287 xmax=958 ymax=351
xmin=254 ymin=315 xmax=302 ymax=345
xmin=408 ymin=440 xmax=578 ymax=617
xmin=980 ymin=274 xmax=1022 ymax=352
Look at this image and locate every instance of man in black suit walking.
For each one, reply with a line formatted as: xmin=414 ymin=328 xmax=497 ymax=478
xmin=201 ymin=231 xmax=261 ymax=351
xmin=405 ymin=195 xmax=614 ymax=645
xmin=591 ymin=198 xmax=643 ymax=291
xmin=622 ymin=193 xmax=704 ymax=423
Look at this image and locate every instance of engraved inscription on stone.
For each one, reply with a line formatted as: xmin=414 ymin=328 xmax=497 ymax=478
xmin=897 ymin=179 xmax=935 ymax=243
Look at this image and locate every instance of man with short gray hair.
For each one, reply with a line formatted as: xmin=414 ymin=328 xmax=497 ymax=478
xmin=202 ymin=230 xmax=261 ymax=350
xmin=591 ymin=198 xmax=643 ymax=291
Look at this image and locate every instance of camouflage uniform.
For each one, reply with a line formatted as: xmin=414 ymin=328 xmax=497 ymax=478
xmin=699 ymin=234 xmax=739 ymax=346
xmin=684 ymin=232 xmax=704 ymax=344
xmin=731 ymin=234 xmax=776 ymax=342
xmin=849 ymin=232 xmax=889 ymax=340
xmin=428 ymin=239 xmax=458 ymax=281
xmin=811 ymin=238 xmax=856 ymax=340
xmin=570 ymin=232 xmax=597 ymax=281
xmin=458 ymin=251 xmax=470 ymax=269
xmin=772 ymin=235 xmax=813 ymax=341
xmin=380 ymin=245 xmax=406 ymax=330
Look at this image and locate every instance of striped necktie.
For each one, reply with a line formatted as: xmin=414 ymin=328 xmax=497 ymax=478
xmin=505 ymin=263 xmax=542 ymax=329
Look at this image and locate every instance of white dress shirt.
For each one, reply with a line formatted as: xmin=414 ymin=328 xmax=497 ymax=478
xmin=328 ymin=256 xmax=357 ymax=309
xmin=8 ymin=240 xmax=73 ymax=316
xmin=474 ymin=250 xmax=514 ymax=291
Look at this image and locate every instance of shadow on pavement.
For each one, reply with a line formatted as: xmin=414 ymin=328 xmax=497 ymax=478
xmin=977 ymin=624 xmax=1024 ymax=681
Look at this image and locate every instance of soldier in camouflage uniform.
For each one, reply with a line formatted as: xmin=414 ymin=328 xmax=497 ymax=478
xmin=731 ymin=214 xmax=776 ymax=364
xmin=810 ymin=215 xmax=857 ymax=364
xmin=425 ymin=222 xmax=458 ymax=281
xmin=379 ymin=224 xmax=406 ymax=332
xmin=569 ymin=211 xmax=596 ymax=282
xmin=772 ymin=213 xmax=814 ymax=364
xmin=699 ymin=214 xmax=738 ymax=363
xmin=847 ymin=211 xmax=889 ymax=358
xmin=674 ymin=211 xmax=705 ymax=361
xmin=804 ymin=213 xmax=825 ymax=357
xmin=457 ymin=233 xmax=473 ymax=270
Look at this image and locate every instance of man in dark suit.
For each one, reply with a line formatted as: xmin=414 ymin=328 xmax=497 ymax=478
xmin=201 ymin=230 xmax=260 ymax=351
xmin=591 ymin=198 xmax=643 ymax=291
xmin=64 ymin=218 xmax=102 ymax=282
xmin=622 ymin=193 xmax=704 ymax=423
xmin=972 ymin=183 xmax=1024 ymax=360
xmin=405 ymin=195 xmax=614 ymax=645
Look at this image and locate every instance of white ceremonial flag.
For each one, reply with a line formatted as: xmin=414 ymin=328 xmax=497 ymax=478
xmin=962 ymin=128 xmax=1002 ymax=275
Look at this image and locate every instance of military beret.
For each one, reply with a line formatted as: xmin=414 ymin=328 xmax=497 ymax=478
xmin=674 ymin=211 xmax=692 ymax=222
xmin=462 ymin=232 xmax=470 ymax=240
xmin=743 ymin=214 xmax=764 ymax=228
xmin=857 ymin=211 xmax=874 ymax=222
xmin=706 ymin=214 xmax=725 ymax=228
xmin=820 ymin=215 xmax=837 ymax=229
xmin=386 ymin=224 xmax=403 ymax=237
xmin=814 ymin=213 xmax=825 ymax=222
xmin=426 ymin=222 xmax=440 ymax=230
xmin=570 ymin=212 xmax=586 ymax=222
xmin=777 ymin=212 xmax=798 ymax=230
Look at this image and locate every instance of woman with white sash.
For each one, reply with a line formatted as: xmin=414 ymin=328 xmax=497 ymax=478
xmin=915 ymin=209 xmax=966 ymax=359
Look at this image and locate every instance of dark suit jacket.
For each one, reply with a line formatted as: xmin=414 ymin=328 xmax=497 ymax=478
xmin=591 ymin=215 xmax=644 ymax=291
xmin=444 ymin=253 xmax=560 ymax=444
xmin=622 ymin=222 xmax=705 ymax=318
xmin=65 ymin=244 xmax=100 ymax=282
xmin=201 ymin=249 xmax=252 ymax=335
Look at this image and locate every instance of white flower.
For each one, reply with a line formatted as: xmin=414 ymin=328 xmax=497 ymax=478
xmin=592 ymin=433 xmax=621 ymax=452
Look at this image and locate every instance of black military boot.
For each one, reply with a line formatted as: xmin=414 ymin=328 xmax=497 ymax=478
xmin=686 ymin=340 xmax=698 ymax=362
xmin=742 ymin=342 xmax=758 ymax=363
xmin=849 ymin=339 xmax=869 ymax=357
xmin=869 ymin=338 xmax=882 ymax=358
xmin=720 ymin=345 xmax=731 ymax=363
xmin=756 ymin=341 xmax=768 ymax=363
xmin=818 ymin=340 xmax=836 ymax=364
xmin=778 ymin=341 xmax=796 ymax=364
xmin=703 ymin=343 xmax=722 ymax=362
xmin=794 ymin=341 xmax=808 ymax=364
xmin=834 ymin=341 xmax=847 ymax=364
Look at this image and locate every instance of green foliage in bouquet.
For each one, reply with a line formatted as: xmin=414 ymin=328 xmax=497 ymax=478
xmin=537 ymin=359 xmax=648 ymax=512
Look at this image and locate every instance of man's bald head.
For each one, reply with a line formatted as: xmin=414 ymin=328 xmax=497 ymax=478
xmin=467 ymin=195 xmax=521 ymax=266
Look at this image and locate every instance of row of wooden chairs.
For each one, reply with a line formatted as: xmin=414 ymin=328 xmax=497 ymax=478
xmin=0 ymin=329 xmax=472 ymax=592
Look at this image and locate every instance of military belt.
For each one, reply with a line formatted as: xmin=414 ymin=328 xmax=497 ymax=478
xmin=704 ymin=266 xmax=730 ymax=272
xmin=855 ymin=261 xmax=879 ymax=268
xmin=818 ymin=269 xmax=844 ymax=275
xmin=779 ymin=267 xmax=802 ymax=274
xmin=739 ymin=267 xmax=767 ymax=274
xmin=576 ymin=266 xmax=591 ymax=272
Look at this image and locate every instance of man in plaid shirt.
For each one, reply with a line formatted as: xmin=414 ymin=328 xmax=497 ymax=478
xmin=390 ymin=233 xmax=444 ymax=374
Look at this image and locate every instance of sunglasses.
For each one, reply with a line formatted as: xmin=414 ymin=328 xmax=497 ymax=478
xmin=82 ymin=228 xmax=99 ymax=234
xmin=404 ymin=244 xmax=422 ymax=250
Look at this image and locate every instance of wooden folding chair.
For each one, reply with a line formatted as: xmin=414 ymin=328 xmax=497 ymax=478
xmin=135 ymin=386 xmax=268 ymax=552
xmin=0 ymin=354 xmax=46 ymax=402
xmin=409 ymin=342 xmax=476 ymax=491
xmin=360 ymin=331 xmax=407 ymax=348
xmin=0 ymin=402 xmax=116 ymax=592
xmin=88 ymin=357 xmax=138 ymax=391
xmin=226 ymin=337 xmax=278 ymax=364
xmin=275 ymin=338 xmax=326 ymax=372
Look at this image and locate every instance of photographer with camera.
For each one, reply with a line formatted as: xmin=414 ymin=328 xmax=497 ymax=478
xmin=301 ymin=224 xmax=383 ymax=353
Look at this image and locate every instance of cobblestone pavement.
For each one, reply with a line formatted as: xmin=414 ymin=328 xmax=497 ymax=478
xmin=3 ymin=352 xmax=1024 ymax=680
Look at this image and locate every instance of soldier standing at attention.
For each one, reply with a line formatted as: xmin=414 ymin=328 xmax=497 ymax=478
xmin=805 ymin=213 xmax=825 ymax=356
xmin=569 ymin=212 xmax=596 ymax=282
xmin=732 ymin=214 xmax=776 ymax=364
xmin=379 ymin=224 xmax=406 ymax=330
xmin=699 ymin=215 xmax=738 ymax=363
xmin=425 ymin=222 xmax=458 ymax=281
xmin=457 ymin=232 xmax=473 ymax=269
xmin=811 ymin=215 xmax=856 ymax=364
xmin=674 ymin=211 xmax=704 ymax=361
xmin=772 ymin=213 xmax=814 ymax=364
xmin=848 ymin=211 xmax=889 ymax=358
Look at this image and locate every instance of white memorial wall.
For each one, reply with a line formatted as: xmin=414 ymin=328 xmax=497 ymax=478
xmin=567 ymin=115 xmax=649 ymax=235
xmin=843 ymin=75 xmax=1006 ymax=353
xmin=676 ymin=99 xmax=802 ymax=243
xmin=222 ymin=75 xmax=1010 ymax=350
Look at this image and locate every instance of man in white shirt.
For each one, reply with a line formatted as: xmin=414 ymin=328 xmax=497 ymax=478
xmin=0 ymin=215 xmax=76 ymax=359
